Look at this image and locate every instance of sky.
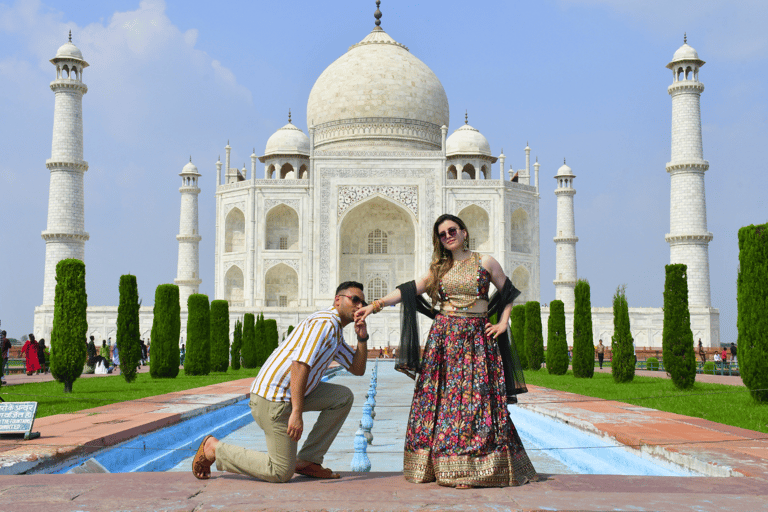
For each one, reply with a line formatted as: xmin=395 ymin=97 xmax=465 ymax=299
xmin=0 ymin=0 xmax=765 ymax=343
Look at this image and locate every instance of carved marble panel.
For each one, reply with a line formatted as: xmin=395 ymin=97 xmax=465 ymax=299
xmin=338 ymin=186 xmax=418 ymax=218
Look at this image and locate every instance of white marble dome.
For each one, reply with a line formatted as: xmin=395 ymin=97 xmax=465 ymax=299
xmin=306 ymin=27 xmax=449 ymax=130
xmin=53 ymin=41 xmax=86 ymax=63
xmin=265 ymin=122 xmax=310 ymax=156
xmin=181 ymin=160 xmax=200 ymax=175
xmin=555 ymin=162 xmax=574 ymax=177
xmin=446 ymin=124 xmax=491 ymax=157
xmin=672 ymin=43 xmax=699 ymax=62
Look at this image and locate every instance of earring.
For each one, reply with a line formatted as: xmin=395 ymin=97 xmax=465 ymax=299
xmin=463 ymin=239 xmax=469 ymax=250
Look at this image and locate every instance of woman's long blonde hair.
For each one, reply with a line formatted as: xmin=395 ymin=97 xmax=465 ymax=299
xmin=425 ymin=214 xmax=470 ymax=305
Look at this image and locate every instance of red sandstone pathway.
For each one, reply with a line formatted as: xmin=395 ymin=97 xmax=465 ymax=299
xmin=1 ymin=376 xmax=767 ymax=510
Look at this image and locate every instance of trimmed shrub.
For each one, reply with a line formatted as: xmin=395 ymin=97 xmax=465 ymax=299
xmin=286 ymin=325 xmax=295 ymax=339
xmin=524 ymin=301 xmax=544 ymax=371
xmin=738 ymin=223 xmax=768 ymax=402
xmin=255 ymin=313 xmax=267 ymax=366
xmin=646 ymin=357 xmax=659 ymax=371
xmin=149 ymin=284 xmax=181 ymax=379
xmin=210 ymin=300 xmax=230 ymax=373
xmin=702 ymin=361 xmax=715 ymax=375
xmin=264 ymin=319 xmax=279 ymax=361
xmin=231 ymin=318 xmax=242 ymax=370
xmin=242 ymin=313 xmax=257 ymax=368
xmin=511 ymin=304 xmax=528 ymax=370
xmin=611 ymin=284 xmax=635 ymax=383
xmin=572 ymin=279 xmax=595 ymax=378
xmin=185 ymin=294 xmax=211 ymax=376
xmin=116 ymin=274 xmax=141 ymax=383
xmin=662 ymin=264 xmax=696 ymax=389
xmin=546 ymin=300 xmax=569 ymax=375
xmin=50 ymin=259 xmax=88 ymax=393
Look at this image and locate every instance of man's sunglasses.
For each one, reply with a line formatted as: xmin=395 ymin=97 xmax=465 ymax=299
xmin=438 ymin=226 xmax=460 ymax=240
xmin=338 ymin=294 xmax=367 ymax=307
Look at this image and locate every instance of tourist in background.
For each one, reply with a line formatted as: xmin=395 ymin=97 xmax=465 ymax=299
xmin=721 ymin=347 xmax=728 ymax=365
xmin=356 ymin=214 xmax=535 ymax=489
xmin=180 ymin=344 xmax=186 ymax=366
xmin=698 ymin=339 xmax=706 ymax=364
xmin=100 ymin=340 xmax=110 ymax=362
xmin=1 ymin=330 xmax=11 ymax=384
xmin=37 ymin=339 xmax=48 ymax=374
xmin=597 ymin=339 xmax=605 ymax=369
xmin=730 ymin=343 xmax=737 ymax=364
xmin=21 ymin=334 xmax=40 ymax=376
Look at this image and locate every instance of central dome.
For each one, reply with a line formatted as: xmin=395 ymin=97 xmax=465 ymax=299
xmin=307 ymin=27 xmax=449 ymax=150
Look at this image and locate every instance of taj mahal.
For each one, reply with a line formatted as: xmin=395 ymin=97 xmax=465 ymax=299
xmin=33 ymin=8 xmax=719 ymax=350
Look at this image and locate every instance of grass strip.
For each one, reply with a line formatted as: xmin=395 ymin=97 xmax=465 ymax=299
xmin=523 ymin=370 xmax=768 ymax=434
xmin=0 ymin=368 xmax=262 ymax=418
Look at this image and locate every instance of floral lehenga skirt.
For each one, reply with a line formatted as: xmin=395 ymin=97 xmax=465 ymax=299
xmin=403 ymin=314 xmax=537 ymax=487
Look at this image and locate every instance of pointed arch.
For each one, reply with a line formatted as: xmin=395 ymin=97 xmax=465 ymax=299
xmin=462 ymin=163 xmax=476 ymax=180
xmin=511 ymin=265 xmax=530 ymax=304
xmin=225 ymin=207 xmax=245 ymax=253
xmin=266 ymin=204 xmax=299 ymax=250
xmin=267 ymin=164 xmax=276 ymax=179
xmin=265 ymin=263 xmax=298 ymax=307
xmin=458 ymin=204 xmax=490 ymax=252
xmin=510 ymin=208 xmax=530 ymax=253
xmin=280 ymin=163 xmax=295 ymax=179
xmin=299 ymin=164 xmax=308 ymax=179
xmin=447 ymin=164 xmax=457 ymax=180
xmin=225 ymin=266 xmax=244 ymax=303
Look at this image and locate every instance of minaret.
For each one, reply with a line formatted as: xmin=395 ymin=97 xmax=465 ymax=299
xmin=175 ymin=158 xmax=202 ymax=309
xmin=41 ymin=33 xmax=90 ymax=306
xmin=665 ymin=35 xmax=712 ymax=308
xmin=554 ymin=160 xmax=578 ymax=310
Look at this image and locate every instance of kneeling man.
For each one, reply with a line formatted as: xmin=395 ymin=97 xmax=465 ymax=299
xmin=193 ymin=281 xmax=370 ymax=481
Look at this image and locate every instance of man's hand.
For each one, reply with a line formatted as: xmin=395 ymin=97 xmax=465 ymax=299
xmin=287 ymin=410 xmax=303 ymax=442
xmin=354 ymin=316 xmax=368 ymax=341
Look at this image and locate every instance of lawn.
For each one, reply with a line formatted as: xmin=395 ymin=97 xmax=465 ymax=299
xmin=0 ymin=368 xmax=262 ymax=418
xmin=523 ymin=370 xmax=768 ymax=434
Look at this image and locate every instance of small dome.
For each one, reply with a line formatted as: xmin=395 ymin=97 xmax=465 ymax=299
xmin=181 ymin=160 xmax=200 ymax=175
xmin=264 ymin=123 xmax=310 ymax=157
xmin=673 ymin=43 xmax=699 ymax=62
xmin=446 ymin=124 xmax=491 ymax=157
xmin=55 ymin=41 xmax=84 ymax=61
xmin=555 ymin=162 xmax=574 ymax=177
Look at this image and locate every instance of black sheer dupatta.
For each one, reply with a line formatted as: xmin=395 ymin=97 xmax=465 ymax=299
xmin=394 ymin=278 xmax=527 ymax=403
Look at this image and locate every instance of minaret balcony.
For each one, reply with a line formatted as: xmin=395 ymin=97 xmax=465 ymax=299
xmin=46 ymin=159 xmax=88 ymax=171
xmin=554 ymin=188 xmax=576 ymax=196
xmin=668 ymin=81 xmax=704 ymax=94
xmin=553 ymin=235 xmax=579 ymax=243
xmin=49 ymin=80 xmax=88 ymax=94
xmin=665 ymin=160 xmax=709 ymax=173
xmin=665 ymin=233 xmax=713 ymax=244
xmin=41 ymin=230 xmax=90 ymax=242
xmin=176 ymin=234 xmax=202 ymax=242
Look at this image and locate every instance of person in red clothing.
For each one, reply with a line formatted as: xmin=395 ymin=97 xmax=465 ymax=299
xmin=21 ymin=333 xmax=40 ymax=376
xmin=721 ymin=347 xmax=728 ymax=364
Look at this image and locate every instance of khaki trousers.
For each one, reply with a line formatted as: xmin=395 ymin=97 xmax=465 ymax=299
xmin=215 ymin=381 xmax=354 ymax=482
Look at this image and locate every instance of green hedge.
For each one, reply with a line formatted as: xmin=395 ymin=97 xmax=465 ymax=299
xmin=524 ymin=301 xmax=544 ymax=371
xmin=50 ymin=259 xmax=88 ymax=393
xmin=702 ymin=361 xmax=716 ymax=375
xmin=185 ymin=294 xmax=211 ymax=376
xmin=231 ymin=318 xmax=242 ymax=370
xmin=511 ymin=305 xmax=527 ymax=370
xmin=573 ymin=279 xmax=595 ymax=379
xmin=264 ymin=319 xmax=279 ymax=362
xmin=662 ymin=264 xmax=696 ymax=389
xmin=117 ymin=274 xmax=141 ymax=383
xmin=242 ymin=313 xmax=257 ymax=368
xmin=210 ymin=300 xmax=230 ymax=373
xmin=150 ymin=284 xmax=180 ymax=379
xmin=738 ymin=223 xmax=768 ymax=402
xmin=611 ymin=284 xmax=635 ymax=383
xmin=255 ymin=313 xmax=267 ymax=366
xmin=546 ymin=300 xmax=569 ymax=375
xmin=646 ymin=357 xmax=659 ymax=371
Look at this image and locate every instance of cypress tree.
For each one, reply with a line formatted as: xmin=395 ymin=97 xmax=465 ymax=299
xmin=185 ymin=294 xmax=211 ymax=376
xmin=738 ymin=223 xmax=768 ymax=402
xmin=611 ymin=284 xmax=635 ymax=383
xmin=286 ymin=325 xmax=295 ymax=339
xmin=546 ymin=300 xmax=569 ymax=375
xmin=242 ymin=313 xmax=257 ymax=368
xmin=572 ymin=279 xmax=595 ymax=378
xmin=231 ymin=318 xmax=242 ymax=370
xmin=116 ymin=274 xmax=141 ymax=383
xmin=264 ymin=318 xmax=279 ymax=360
xmin=210 ymin=300 xmax=230 ymax=373
xmin=254 ymin=313 xmax=265 ymax=366
xmin=50 ymin=259 xmax=88 ymax=393
xmin=662 ymin=264 xmax=696 ymax=389
xmin=511 ymin=304 xmax=528 ymax=370
xmin=524 ymin=301 xmax=544 ymax=370
xmin=149 ymin=284 xmax=181 ymax=379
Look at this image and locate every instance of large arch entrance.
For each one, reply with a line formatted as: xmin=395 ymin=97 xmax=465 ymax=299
xmin=458 ymin=205 xmax=490 ymax=252
xmin=338 ymin=196 xmax=416 ymax=299
xmin=265 ymin=263 xmax=299 ymax=307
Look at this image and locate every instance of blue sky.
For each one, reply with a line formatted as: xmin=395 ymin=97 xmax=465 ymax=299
xmin=0 ymin=0 xmax=765 ymax=343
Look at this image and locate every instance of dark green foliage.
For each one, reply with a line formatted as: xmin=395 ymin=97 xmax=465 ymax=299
xmin=50 ymin=259 xmax=88 ymax=393
xmin=572 ymin=279 xmax=595 ymax=379
xmin=231 ymin=318 xmax=242 ymax=370
xmin=117 ymin=274 xmax=142 ymax=383
xmin=241 ymin=313 xmax=257 ymax=368
xmin=185 ymin=294 xmax=211 ymax=376
xmin=546 ymin=300 xmax=569 ymax=375
xmin=702 ymin=361 xmax=715 ymax=375
xmin=255 ymin=313 xmax=267 ymax=366
xmin=510 ymin=305 xmax=527 ymax=370
xmin=264 ymin=319 xmax=279 ymax=361
xmin=524 ymin=301 xmax=544 ymax=371
xmin=149 ymin=284 xmax=181 ymax=379
xmin=611 ymin=285 xmax=635 ymax=383
xmin=662 ymin=264 xmax=696 ymax=389
xmin=210 ymin=300 xmax=230 ymax=373
xmin=738 ymin=224 xmax=768 ymax=402
xmin=646 ymin=357 xmax=659 ymax=371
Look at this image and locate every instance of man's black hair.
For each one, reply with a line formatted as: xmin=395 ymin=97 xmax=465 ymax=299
xmin=335 ymin=281 xmax=364 ymax=295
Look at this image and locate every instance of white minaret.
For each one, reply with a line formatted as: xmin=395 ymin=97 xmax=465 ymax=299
xmin=175 ymin=158 xmax=202 ymax=308
xmin=41 ymin=33 xmax=89 ymax=306
xmin=665 ymin=36 xmax=712 ymax=308
xmin=554 ymin=160 xmax=578 ymax=310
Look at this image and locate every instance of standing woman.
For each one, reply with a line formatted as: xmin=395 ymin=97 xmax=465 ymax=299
xmin=21 ymin=334 xmax=40 ymax=376
xmin=356 ymin=214 xmax=536 ymax=488
xmin=37 ymin=339 xmax=48 ymax=374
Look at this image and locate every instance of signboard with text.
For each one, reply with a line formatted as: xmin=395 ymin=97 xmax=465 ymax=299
xmin=0 ymin=402 xmax=38 ymax=436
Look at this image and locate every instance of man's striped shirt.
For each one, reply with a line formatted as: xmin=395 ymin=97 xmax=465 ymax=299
xmin=250 ymin=308 xmax=354 ymax=402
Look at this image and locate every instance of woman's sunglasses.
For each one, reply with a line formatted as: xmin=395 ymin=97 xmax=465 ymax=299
xmin=438 ymin=226 xmax=460 ymax=240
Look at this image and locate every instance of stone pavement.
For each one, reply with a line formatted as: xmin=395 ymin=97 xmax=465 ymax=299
xmin=1 ymin=361 xmax=768 ymax=510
